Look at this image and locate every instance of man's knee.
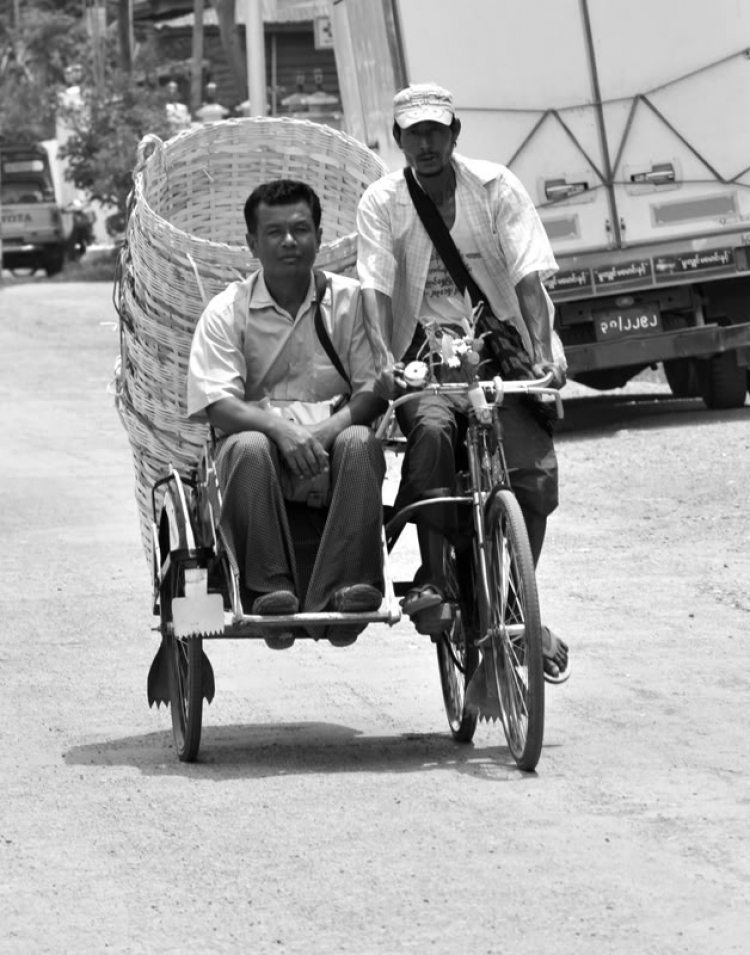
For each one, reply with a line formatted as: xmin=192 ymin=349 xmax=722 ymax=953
xmin=218 ymin=430 xmax=278 ymax=481
xmin=510 ymin=467 xmax=559 ymax=519
xmin=333 ymin=425 xmax=385 ymax=480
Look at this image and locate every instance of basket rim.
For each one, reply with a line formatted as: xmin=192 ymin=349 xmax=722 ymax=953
xmin=130 ymin=117 xmax=389 ymax=258
xmin=137 ymin=115 xmax=390 ymax=168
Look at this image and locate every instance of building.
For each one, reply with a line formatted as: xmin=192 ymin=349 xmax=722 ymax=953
xmin=133 ymin=0 xmax=341 ymax=119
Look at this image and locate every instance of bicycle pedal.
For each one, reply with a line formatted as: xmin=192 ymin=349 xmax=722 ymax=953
xmin=413 ymin=603 xmax=454 ymax=636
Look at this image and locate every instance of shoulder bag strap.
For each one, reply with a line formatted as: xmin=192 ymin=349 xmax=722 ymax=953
xmin=403 ymin=169 xmax=558 ymax=435
xmin=403 ymin=166 xmax=485 ymax=308
xmin=312 ymin=270 xmax=352 ymax=392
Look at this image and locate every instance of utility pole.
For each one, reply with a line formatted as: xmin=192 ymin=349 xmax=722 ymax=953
xmin=192 ymin=0 xmax=205 ymax=114
xmin=244 ymin=0 xmax=266 ymax=116
xmin=86 ymin=0 xmax=106 ymax=89
xmin=118 ymin=0 xmax=133 ymax=73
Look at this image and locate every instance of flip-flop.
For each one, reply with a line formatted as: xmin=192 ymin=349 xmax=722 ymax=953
xmin=402 ymin=583 xmax=444 ymax=616
xmin=542 ymin=626 xmax=571 ymax=685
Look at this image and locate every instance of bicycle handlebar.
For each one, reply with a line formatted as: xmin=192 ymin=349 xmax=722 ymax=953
xmin=375 ymin=373 xmax=563 ymax=440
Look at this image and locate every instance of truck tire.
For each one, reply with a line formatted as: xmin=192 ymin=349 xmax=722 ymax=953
xmin=663 ymin=358 xmax=700 ymax=399
xmin=43 ymin=248 xmax=65 ymax=277
xmin=571 ymin=368 xmax=636 ymax=391
xmin=698 ymin=352 xmax=747 ymax=410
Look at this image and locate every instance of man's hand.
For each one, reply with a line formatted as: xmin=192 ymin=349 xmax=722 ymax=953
xmin=274 ymin=418 xmax=330 ymax=478
xmin=391 ymin=361 xmax=408 ymax=395
xmin=532 ymin=360 xmax=567 ymax=390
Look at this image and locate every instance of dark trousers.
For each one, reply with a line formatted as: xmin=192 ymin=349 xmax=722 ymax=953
xmin=393 ymin=393 xmax=559 ymax=577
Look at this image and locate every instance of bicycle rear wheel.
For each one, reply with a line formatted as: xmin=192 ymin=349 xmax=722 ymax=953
xmin=161 ymin=560 xmax=204 ymax=763
xmin=484 ymin=490 xmax=544 ymax=771
xmin=430 ymin=533 xmax=479 ymax=742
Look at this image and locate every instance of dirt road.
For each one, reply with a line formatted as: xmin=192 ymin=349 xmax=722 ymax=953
xmin=1 ymin=282 xmax=748 ymax=954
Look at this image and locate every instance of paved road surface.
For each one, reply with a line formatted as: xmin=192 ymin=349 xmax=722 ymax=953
xmin=1 ymin=282 xmax=748 ymax=954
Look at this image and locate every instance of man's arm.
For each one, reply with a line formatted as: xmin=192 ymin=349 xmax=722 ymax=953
xmin=515 ymin=272 xmax=552 ymax=365
xmin=357 ymin=186 xmax=398 ymax=391
xmin=361 ymin=288 xmax=394 ymax=361
xmin=309 ymin=391 xmax=387 ymax=452
xmin=515 ymin=272 xmax=566 ymax=387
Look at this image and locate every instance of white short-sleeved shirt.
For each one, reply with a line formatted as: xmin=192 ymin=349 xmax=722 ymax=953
xmin=356 ymin=153 xmax=560 ymax=363
xmin=187 ymin=270 xmax=377 ymax=421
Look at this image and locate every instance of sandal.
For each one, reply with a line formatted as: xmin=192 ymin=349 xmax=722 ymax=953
xmin=542 ymin=626 xmax=571 ymax=684
xmin=402 ymin=583 xmax=444 ymax=617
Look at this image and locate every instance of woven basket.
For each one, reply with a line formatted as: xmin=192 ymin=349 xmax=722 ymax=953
xmin=114 ymin=117 xmax=389 ymax=564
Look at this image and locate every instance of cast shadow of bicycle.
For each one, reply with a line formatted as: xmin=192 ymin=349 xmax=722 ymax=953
xmin=64 ymin=720 xmax=549 ymax=783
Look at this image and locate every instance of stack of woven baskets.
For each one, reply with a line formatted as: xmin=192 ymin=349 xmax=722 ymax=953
xmin=114 ymin=117 xmax=389 ymax=563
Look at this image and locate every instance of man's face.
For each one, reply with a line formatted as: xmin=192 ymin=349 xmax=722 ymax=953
xmin=247 ymin=200 xmax=321 ymax=284
xmin=398 ymin=121 xmax=455 ymax=176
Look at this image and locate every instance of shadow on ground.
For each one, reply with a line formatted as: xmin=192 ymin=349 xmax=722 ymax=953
xmin=64 ymin=720 xmax=549 ymax=782
xmin=558 ymin=390 xmax=749 ymax=438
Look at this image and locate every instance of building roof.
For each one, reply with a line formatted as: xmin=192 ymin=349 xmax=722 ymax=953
xmin=134 ymin=0 xmax=331 ymax=25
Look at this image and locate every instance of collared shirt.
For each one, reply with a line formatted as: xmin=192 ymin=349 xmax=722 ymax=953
xmin=356 ymin=153 xmax=559 ymax=362
xmin=187 ymin=270 xmax=376 ymax=420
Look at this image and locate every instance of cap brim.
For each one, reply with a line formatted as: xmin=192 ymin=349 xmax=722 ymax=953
xmin=395 ymin=106 xmax=454 ymax=129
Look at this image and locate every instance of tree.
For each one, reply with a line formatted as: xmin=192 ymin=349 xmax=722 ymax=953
xmin=60 ymin=55 xmax=173 ymax=236
xmin=0 ymin=0 xmax=85 ymax=144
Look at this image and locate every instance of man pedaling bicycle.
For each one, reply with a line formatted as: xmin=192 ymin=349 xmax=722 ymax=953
xmin=356 ymin=82 xmax=570 ymax=684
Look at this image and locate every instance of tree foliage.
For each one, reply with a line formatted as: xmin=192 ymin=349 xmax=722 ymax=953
xmin=0 ymin=1 xmax=187 ymax=236
xmin=0 ymin=1 xmax=86 ymax=144
xmin=60 ymin=58 xmax=175 ymax=235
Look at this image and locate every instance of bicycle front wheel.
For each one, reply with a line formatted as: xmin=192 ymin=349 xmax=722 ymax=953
xmin=484 ymin=490 xmax=545 ymax=771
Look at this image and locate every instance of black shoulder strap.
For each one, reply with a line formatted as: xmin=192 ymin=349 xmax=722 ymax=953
xmin=313 ymin=270 xmax=352 ymax=392
xmin=403 ymin=166 xmax=486 ymax=308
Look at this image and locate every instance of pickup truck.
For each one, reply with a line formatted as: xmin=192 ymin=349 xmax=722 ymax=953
xmin=331 ymin=0 xmax=750 ymax=408
xmin=1 ymin=144 xmax=72 ymax=277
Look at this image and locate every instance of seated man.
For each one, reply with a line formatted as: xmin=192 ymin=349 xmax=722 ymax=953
xmin=187 ymin=179 xmax=386 ymax=648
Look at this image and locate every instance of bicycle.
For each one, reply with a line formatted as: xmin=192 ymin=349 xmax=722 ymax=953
xmin=376 ymin=366 xmax=563 ymax=771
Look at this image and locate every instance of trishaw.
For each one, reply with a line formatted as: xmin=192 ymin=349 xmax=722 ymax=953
xmin=146 ymin=363 xmax=563 ymax=772
xmin=113 ymin=117 xmax=564 ymax=775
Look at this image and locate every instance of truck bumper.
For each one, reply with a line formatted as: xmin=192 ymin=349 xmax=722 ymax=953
xmin=564 ymin=322 xmax=750 ymax=374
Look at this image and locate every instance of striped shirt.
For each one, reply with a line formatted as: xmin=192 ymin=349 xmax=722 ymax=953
xmin=356 ymin=153 xmax=560 ymax=363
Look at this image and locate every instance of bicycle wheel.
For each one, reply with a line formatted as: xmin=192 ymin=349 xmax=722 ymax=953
xmin=483 ymin=489 xmax=544 ymax=771
xmin=430 ymin=533 xmax=479 ymax=743
xmin=161 ymin=561 xmax=204 ymax=763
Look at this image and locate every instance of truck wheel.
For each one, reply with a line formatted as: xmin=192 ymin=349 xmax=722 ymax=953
xmin=43 ymin=249 xmax=65 ymax=277
xmin=572 ymin=368 xmax=636 ymax=391
xmin=663 ymin=358 xmax=700 ymax=399
xmin=698 ymin=352 xmax=748 ymax=410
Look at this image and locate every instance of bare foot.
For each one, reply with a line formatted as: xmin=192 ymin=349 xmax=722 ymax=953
xmin=542 ymin=626 xmax=570 ymax=682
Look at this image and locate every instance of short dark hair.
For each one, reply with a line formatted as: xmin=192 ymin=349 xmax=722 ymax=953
xmin=244 ymin=179 xmax=322 ymax=234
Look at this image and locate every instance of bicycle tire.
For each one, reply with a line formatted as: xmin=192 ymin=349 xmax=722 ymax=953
xmin=162 ymin=562 xmax=204 ymax=763
xmin=428 ymin=531 xmax=479 ymax=743
xmin=483 ymin=489 xmax=545 ymax=771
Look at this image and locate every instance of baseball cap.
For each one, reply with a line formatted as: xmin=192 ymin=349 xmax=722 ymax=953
xmin=393 ymin=83 xmax=455 ymax=129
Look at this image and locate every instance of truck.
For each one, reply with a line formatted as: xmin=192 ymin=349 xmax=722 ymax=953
xmin=0 ymin=144 xmax=73 ymax=277
xmin=331 ymin=0 xmax=750 ymax=408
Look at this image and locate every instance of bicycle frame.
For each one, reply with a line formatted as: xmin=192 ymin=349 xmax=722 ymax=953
xmin=377 ymin=374 xmax=562 ymax=648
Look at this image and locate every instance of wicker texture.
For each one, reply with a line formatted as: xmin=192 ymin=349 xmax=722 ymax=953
xmin=114 ymin=117 xmax=388 ymax=563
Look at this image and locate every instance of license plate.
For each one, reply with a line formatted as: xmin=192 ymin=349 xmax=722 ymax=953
xmin=593 ymin=305 xmax=662 ymax=342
